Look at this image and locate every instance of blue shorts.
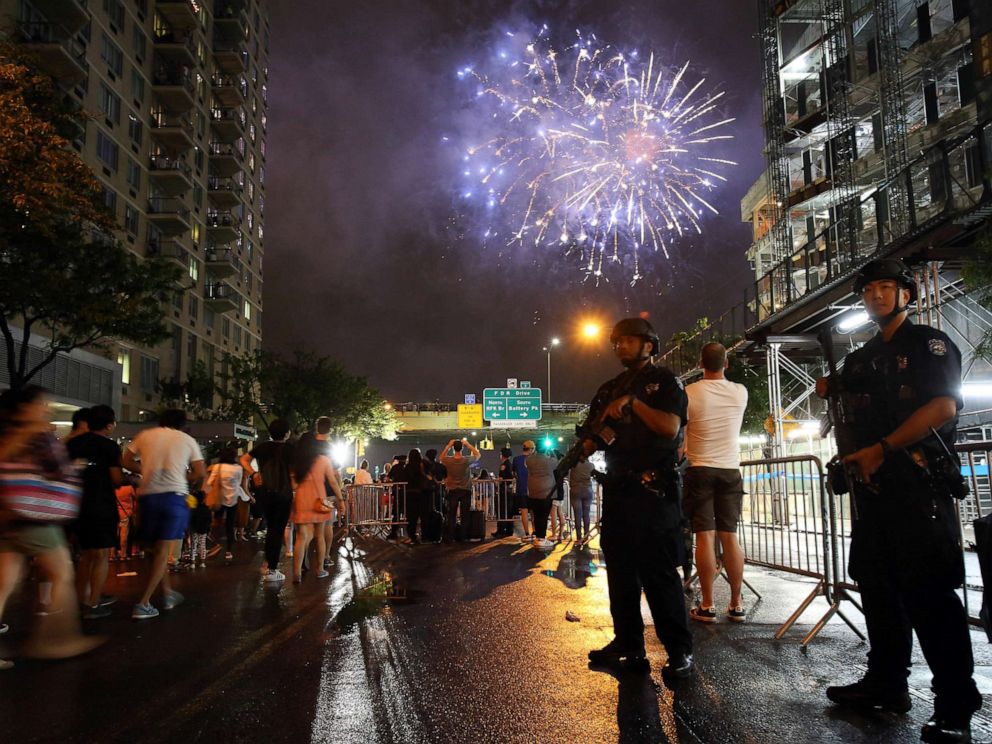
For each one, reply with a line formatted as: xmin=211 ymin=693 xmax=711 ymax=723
xmin=138 ymin=492 xmax=190 ymax=542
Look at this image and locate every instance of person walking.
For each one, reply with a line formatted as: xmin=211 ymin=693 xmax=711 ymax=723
xmin=524 ymin=441 xmax=558 ymax=550
xmin=0 ymin=386 xmax=102 ymax=668
xmin=122 ymin=408 xmax=205 ymax=620
xmin=683 ymin=342 xmax=749 ymax=624
xmin=290 ymin=435 xmax=341 ymax=582
xmin=204 ymin=447 xmax=247 ymax=562
xmin=585 ymin=318 xmax=694 ymax=681
xmin=66 ymin=405 xmax=125 ymax=619
xmin=818 ymin=259 xmax=981 ymax=743
xmin=241 ymin=419 xmax=295 ymax=582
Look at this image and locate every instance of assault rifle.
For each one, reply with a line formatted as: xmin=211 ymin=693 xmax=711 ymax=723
xmin=818 ymin=327 xmax=869 ymax=495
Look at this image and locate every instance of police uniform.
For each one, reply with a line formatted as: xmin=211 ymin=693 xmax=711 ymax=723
xmin=840 ymin=319 xmax=980 ymax=721
xmin=595 ymin=362 xmax=693 ymax=659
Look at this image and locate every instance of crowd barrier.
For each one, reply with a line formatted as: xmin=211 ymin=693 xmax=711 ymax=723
xmin=957 ymin=441 xmax=991 ymax=626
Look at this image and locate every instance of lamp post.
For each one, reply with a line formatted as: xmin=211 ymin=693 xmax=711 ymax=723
xmin=542 ymin=337 xmax=560 ymax=403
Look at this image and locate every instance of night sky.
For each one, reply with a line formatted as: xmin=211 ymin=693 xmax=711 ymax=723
xmin=264 ymin=1 xmax=765 ymax=405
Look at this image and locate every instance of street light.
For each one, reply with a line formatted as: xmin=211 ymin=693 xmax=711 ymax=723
xmin=581 ymin=321 xmax=601 ymax=340
xmin=542 ymin=337 xmax=560 ymax=403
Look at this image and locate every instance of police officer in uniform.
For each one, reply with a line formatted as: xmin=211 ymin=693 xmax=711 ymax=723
xmin=585 ymin=318 xmax=694 ymax=679
xmin=819 ymin=259 xmax=980 ymax=743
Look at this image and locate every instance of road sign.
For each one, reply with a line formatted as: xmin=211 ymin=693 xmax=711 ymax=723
xmin=464 ymin=393 xmax=476 ymax=405
xmin=520 ymin=381 xmax=531 ymax=388
xmin=483 ymin=387 xmax=542 ymax=421
xmin=457 ymin=404 xmax=483 ymax=429
xmin=507 ymin=378 xmax=518 ymax=389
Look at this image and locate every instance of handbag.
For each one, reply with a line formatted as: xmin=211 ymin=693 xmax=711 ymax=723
xmin=0 ymin=463 xmax=81 ymax=522
xmin=314 ymin=497 xmax=333 ymax=513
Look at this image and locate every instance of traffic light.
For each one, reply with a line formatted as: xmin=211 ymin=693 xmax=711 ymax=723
xmin=542 ymin=436 xmax=553 ymax=451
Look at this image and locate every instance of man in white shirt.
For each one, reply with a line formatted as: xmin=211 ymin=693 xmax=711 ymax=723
xmin=683 ymin=343 xmax=748 ymax=623
xmin=122 ymin=409 xmax=205 ymax=620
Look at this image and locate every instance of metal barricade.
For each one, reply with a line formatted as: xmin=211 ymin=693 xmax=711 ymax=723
xmin=739 ymin=455 xmax=862 ymax=647
xmin=958 ymin=441 xmax=991 ymax=627
xmin=345 ymin=482 xmax=407 ymax=538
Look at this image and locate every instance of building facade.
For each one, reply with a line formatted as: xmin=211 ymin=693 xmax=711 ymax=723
xmin=1 ymin=0 xmax=268 ymax=420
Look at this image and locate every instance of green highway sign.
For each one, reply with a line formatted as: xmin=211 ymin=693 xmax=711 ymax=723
xmin=483 ymin=387 xmax=542 ymax=421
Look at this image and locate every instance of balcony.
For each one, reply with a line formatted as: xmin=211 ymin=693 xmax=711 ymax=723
xmin=207 ymin=141 xmax=244 ymax=176
xmin=147 ymin=197 xmax=191 ymax=234
xmin=209 ymin=105 xmax=245 ymax=142
xmin=156 ymin=0 xmax=200 ymax=32
xmin=153 ymin=29 xmax=196 ymax=67
xmin=152 ymin=64 xmax=195 ymax=111
xmin=206 ymin=210 xmax=240 ymax=242
xmin=212 ymin=39 xmax=247 ymax=74
xmin=210 ymin=73 xmax=246 ymax=107
xmin=204 ymin=281 xmax=239 ymax=313
xmin=213 ymin=1 xmax=248 ymax=38
xmin=146 ymin=238 xmax=189 ymax=270
xmin=207 ymin=175 xmax=243 ymax=208
xmin=15 ymin=22 xmax=88 ymax=84
xmin=148 ymin=155 xmax=193 ymax=194
xmin=204 ymin=245 xmax=240 ymax=278
xmin=149 ymin=112 xmax=194 ymax=151
xmin=28 ymin=0 xmax=88 ymax=34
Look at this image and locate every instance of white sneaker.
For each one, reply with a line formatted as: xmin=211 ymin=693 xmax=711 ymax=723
xmin=534 ymin=538 xmax=554 ymax=550
xmin=264 ymin=569 xmax=286 ymax=582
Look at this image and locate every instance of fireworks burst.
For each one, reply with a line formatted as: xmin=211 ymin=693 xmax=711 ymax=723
xmin=454 ymin=27 xmax=736 ymax=285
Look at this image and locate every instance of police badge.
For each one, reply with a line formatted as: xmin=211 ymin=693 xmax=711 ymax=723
xmin=928 ymin=339 xmax=946 ymax=356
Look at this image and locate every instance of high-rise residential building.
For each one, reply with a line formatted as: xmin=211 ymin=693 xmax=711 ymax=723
xmin=0 ymin=0 xmax=269 ymax=422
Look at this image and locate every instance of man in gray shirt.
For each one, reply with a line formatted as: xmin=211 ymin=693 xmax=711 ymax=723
xmin=440 ymin=438 xmax=480 ymax=543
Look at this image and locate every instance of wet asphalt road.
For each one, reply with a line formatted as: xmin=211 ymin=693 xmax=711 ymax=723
xmin=2 ymin=532 xmax=991 ymax=744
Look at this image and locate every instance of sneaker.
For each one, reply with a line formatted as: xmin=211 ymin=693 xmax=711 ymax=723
xmin=198 ymin=562 xmax=206 ymax=568
xmin=83 ymin=604 xmax=112 ymax=620
xmin=534 ymin=538 xmax=554 ymax=550
xmin=132 ymin=603 xmax=159 ymax=620
xmin=264 ymin=569 xmax=286 ymax=582
xmin=224 ymin=551 xmax=233 ymax=561
xmin=0 ymin=623 xmax=8 ymax=635
xmin=316 ymin=570 xmax=330 ymax=579
xmin=662 ymin=652 xmax=694 ymax=681
xmin=162 ymin=590 xmax=184 ymax=611
xmin=727 ymin=605 xmax=747 ymax=623
xmin=921 ymin=714 xmax=973 ymax=743
xmin=97 ymin=594 xmax=117 ymax=607
xmin=588 ymin=639 xmax=648 ymax=670
xmin=826 ymin=678 xmax=912 ymax=714
xmin=689 ymin=605 xmax=717 ymax=623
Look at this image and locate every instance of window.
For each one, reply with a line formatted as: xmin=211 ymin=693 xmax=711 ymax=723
xmin=118 ymin=347 xmax=131 ymax=385
xmin=188 ymin=256 xmax=199 ymax=283
xmin=243 ymin=300 xmax=251 ymax=321
xmin=247 ymin=182 xmax=254 ymax=205
xmin=246 ymin=241 xmax=253 ymax=262
xmin=194 ymin=146 xmax=205 ymax=172
xmin=172 ymin=291 xmax=183 ymax=311
xmin=222 ymin=316 xmax=231 ymax=339
xmin=189 ymin=295 xmax=198 ymax=322
xmin=133 ymin=23 xmax=147 ymax=61
xmin=126 ymin=156 xmax=141 ymax=191
xmin=191 ymin=222 xmax=201 ymax=245
xmin=233 ymin=324 xmax=242 ymax=347
xmin=204 ymin=306 xmax=215 ymax=332
xmin=244 ymin=334 xmax=251 ymax=352
xmin=249 ymin=122 xmax=256 ymax=143
xmin=187 ymin=332 xmax=197 ymax=365
xmin=131 ymin=67 xmax=145 ymax=104
xmin=193 ymin=183 xmax=203 ymax=208
xmin=101 ymin=33 xmax=124 ymax=77
xmin=127 ymin=112 xmax=142 ymax=145
xmin=259 ymin=164 xmax=265 ymax=186
xmin=140 ymin=355 xmax=159 ymax=393
xmin=102 ymin=186 xmax=117 ymax=215
xmin=246 ymin=209 xmax=253 ymax=229
xmin=98 ymin=83 xmax=121 ymax=125
xmin=124 ymin=203 xmax=139 ymax=234
xmin=257 ymin=224 xmax=263 ymax=241
xmin=96 ymin=130 xmax=119 ymax=170
xmin=104 ymin=0 xmax=124 ymax=29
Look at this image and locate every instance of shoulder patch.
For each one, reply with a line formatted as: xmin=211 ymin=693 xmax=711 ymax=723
xmin=645 ymin=382 xmax=660 ymax=394
xmin=928 ymin=339 xmax=946 ymax=356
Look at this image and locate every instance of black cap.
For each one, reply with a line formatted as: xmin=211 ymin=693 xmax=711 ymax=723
xmin=852 ymin=259 xmax=917 ymax=303
xmin=610 ymin=317 xmax=660 ymax=355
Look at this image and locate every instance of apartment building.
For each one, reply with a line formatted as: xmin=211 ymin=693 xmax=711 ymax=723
xmin=0 ymin=0 xmax=268 ymax=421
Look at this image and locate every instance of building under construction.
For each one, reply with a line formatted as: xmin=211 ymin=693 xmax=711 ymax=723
xmin=665 ymin=0 xmax=992 ymax=453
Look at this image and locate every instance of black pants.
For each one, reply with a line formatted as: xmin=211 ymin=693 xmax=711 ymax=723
xmin=222 ymin=505 xmax=237 ymax=551
xmin=262 ymin=498 xmax=292 ymax=571
xmin=599 ymin=482 xmax=692 ymax=657
xmin=446 ymin=488 xmax=471 ymax=538
xmin=850 ymin=484 xmax=979 ymax=720
xmin=527 ymin=497 xmax=552 ymax=538
xmin=406 ymin=490 xmax=429 ymax=537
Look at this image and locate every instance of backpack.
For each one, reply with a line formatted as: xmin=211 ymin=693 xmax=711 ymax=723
xmin=258 ymin=443 xmax=293 ymax=502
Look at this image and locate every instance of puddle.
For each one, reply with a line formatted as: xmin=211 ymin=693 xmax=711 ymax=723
xmin=333 ymin=572 xmax=418 ymax=631
xmin=546 ymin=549 xmax=601 ymax=589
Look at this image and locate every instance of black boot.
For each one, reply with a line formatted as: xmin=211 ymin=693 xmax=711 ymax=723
xmin=825 ymin=678 xmax=911 ymax=714
xmin=661 ymin=652 xmax=694 ymax=681
xmin=920 ymin=715 xmax=972 ymax=744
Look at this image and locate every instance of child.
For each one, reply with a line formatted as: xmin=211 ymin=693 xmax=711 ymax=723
xmin=189 ymin=490 xmax=212 ymax=568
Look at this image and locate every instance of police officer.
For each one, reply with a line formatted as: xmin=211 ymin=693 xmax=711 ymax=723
xmin=818 ymin=259 xmax=980 ymax=743
xmin=585 ymin=318 xmax=694 ymax=679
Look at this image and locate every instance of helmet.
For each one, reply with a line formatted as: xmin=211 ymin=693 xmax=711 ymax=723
xmin=610 ymin=318 xmax=660 ymax=355
xmin=852 ymin=258 xmax=917 ymax=303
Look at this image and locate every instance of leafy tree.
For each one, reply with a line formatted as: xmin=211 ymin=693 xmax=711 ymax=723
xmin=962 ymin=227 xmax=992 ymax=362
xmin=0 ymin=45 xmax=182 ymax=390
xmin=159 ymin=361 xmax=216 ymax=417
xmin=215 ymin=349 xmax=268 ymax=425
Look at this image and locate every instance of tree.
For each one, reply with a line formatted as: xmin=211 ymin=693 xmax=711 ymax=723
xmin=962 ymin=227 xmax=992 ymax=362
xmin=159 ymin=361 xmax=216 ymax=417
xmin=0 ymin=45 xmax=182 ymax=390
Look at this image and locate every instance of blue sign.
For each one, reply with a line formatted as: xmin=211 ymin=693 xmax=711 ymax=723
xmin=465 ymin=394 xmax=476 ymax=405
